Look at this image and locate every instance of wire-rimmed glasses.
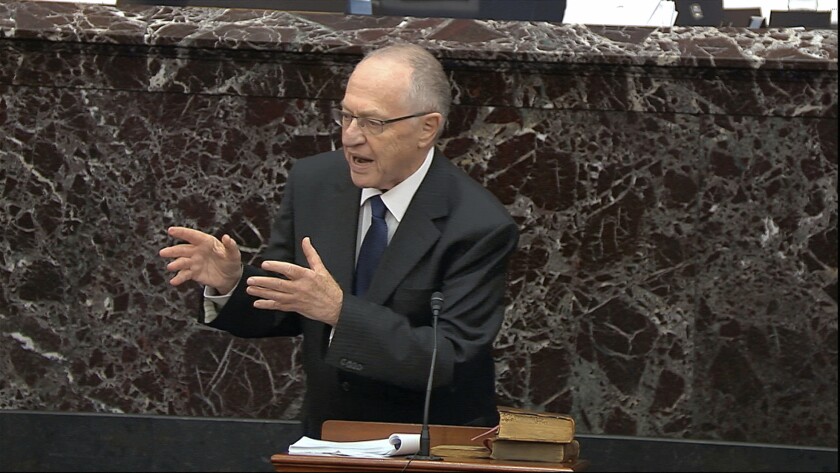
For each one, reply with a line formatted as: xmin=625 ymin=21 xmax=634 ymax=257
xmin=331 ymin=109 xmax=433 ymax=135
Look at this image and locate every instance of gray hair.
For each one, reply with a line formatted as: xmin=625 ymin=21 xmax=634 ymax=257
xmin=361 ymin=44 xmax=451 ymax=136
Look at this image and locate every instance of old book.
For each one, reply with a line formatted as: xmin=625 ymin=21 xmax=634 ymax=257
xmin=429 ymin=444 xmax=491 ymax=459
xmin=496 ymin=406 xmax=575 ymax=443
xmin=491 ymin=439 xmax=581 ymax=463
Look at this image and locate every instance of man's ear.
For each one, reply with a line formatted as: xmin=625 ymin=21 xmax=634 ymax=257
xmin=417 ymin=113 xmax=443 ymax=148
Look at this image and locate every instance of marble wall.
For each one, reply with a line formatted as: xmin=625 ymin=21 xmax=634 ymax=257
xmin=1 ymin=0 xmax=836 ymax=448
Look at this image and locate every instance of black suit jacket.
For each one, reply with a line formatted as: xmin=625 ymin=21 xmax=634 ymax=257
xmin=209 ymin=149 xmax=519 ymax=437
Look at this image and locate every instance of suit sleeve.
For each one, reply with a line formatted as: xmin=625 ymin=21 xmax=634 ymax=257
xmin=205 ymin=168 xmax=302 ymax=338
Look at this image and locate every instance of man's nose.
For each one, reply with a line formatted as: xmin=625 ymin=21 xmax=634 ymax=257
xmin=342 ymin=120 xmax=366 ymax=146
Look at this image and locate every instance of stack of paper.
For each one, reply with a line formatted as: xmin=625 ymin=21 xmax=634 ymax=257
xmin=287 ymin=433 xmax=420 ymax=458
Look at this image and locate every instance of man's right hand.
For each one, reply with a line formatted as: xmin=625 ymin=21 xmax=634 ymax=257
xmin=159 ymin=226 xmax=243 ymax=294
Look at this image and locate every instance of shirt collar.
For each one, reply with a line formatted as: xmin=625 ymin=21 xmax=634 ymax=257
xmin=359 ymin=148 xmax=435 ymax=222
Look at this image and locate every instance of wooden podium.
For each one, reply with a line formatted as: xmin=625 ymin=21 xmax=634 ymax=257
xmin=271 ymin=420 xmax=589 ymax=472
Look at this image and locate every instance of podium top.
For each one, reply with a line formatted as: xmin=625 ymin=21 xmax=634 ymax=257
xmin=269 ymin=420 xmax=588 ymax=472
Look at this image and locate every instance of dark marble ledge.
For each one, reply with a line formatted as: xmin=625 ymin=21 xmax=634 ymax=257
xmin=0 ymin=0 xmax=836 ymax=71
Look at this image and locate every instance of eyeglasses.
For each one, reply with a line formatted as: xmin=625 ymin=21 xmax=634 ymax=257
xmin=331 ymin=109 xmax=433 ymax=136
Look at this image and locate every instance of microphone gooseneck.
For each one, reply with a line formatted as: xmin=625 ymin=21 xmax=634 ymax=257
xmin=407 ymin=291 xmax=444 ymax=461
xmin=430 ymin=292 xmax=444 ymax=315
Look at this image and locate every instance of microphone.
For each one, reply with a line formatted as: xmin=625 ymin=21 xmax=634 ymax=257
xmin=407 ymin=291 xmax=444 ymax=461
xmin=430 ymin=292 xmax=444 ymax=317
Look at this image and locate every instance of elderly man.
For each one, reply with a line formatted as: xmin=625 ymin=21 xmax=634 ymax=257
xmin=160 ymin=43 xmax=519 ymax=438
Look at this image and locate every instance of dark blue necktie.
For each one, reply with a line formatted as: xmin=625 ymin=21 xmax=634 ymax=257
xmin=353 ymin=194 xmax=388 ymax=296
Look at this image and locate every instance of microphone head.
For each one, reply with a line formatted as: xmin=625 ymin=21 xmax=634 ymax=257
xmin=430 ymin=291 xmax=444 ymax=313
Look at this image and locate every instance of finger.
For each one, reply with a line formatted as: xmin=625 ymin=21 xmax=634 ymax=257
xmin=247 ymin=289 xmax=298 ymax=311
xmin=166 ymin=256 xmax=195 ymax=272
xmin=159 ymin=243 xmax=194 ymax=259
xmin=252 ymin=299 xmax=275 ymax=310
xmin=261 ymin=260 xmax=305 ymax=279
xmin=301 ymin=237 xmax=325 ymax=272
xmin=246 ymin=276 xmax=287 ymax=291
xmin=169 ymin=269 xmax=192 ymax=286
xmin=253 ymin=298 xmax=288 ymax=311
xmin=167 ymin=226 xmax=212 ymax=244
xmin=221 ymin=234 xmax=240 ymax=255
xmin=247 ymin=285 xmax=290 ymax=301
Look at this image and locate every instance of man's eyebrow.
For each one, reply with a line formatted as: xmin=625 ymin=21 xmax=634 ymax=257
xmin=338 ymin=103 xmax=382 ymax=117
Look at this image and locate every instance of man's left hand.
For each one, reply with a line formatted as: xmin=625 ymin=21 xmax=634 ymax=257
xmin=246 ymin=237 xmax=343 ymax=326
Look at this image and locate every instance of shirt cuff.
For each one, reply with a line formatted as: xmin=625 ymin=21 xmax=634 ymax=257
xmin=202 ymin=285 xmax=233 ymax=324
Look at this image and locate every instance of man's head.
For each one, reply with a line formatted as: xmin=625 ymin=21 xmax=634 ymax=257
xmin=339 ymin=44 xmax=451 ymax=191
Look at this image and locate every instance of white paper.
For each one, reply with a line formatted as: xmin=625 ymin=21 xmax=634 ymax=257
xmin=649 ymin=1 xmax=678 ymax=27
xmin=565 ymin=0 xmax=837 ymax=27
xmin=564 ymin=0 xmax=674 ymax=26
xmin=287 ymin=433 xmax=421 ymax=458
xmin=27 ymin=0 xmax=117 ymax=4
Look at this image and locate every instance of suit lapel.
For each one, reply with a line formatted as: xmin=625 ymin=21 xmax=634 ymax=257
xmin=317 ymin=159 xmax=361 ymax=293
xmin=365 ymin=152 xmax=450 ymax=303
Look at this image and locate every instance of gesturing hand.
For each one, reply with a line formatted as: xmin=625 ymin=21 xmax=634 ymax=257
xmin=245 ymin=237 xmax=343 ymax=326
xmin=159 ymin=226 xmax=243 ymax=294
